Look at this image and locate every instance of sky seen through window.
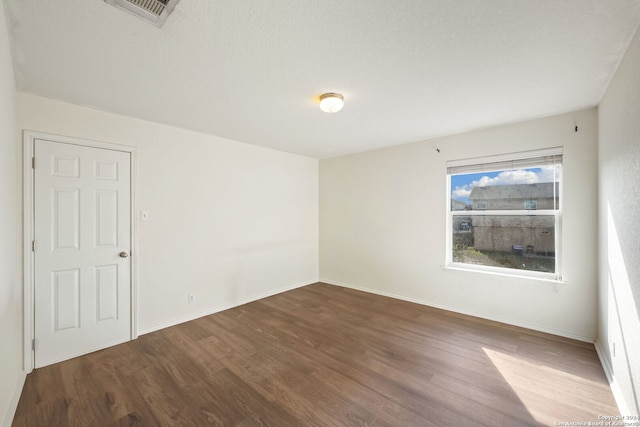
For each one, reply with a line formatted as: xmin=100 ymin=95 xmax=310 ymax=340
xmin=451 ymin=166 xmax=561 ymax=204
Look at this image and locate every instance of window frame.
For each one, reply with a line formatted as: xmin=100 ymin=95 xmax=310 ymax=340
xmin=445 ymin=147 xmax=563 ymax=281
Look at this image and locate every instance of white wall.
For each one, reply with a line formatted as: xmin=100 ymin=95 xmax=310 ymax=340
xmin=320 ymin=108 xmax=598 ymax=341
xmin=17 ymin=93 xmax=319 ymax=334
xmin=598 ymin=24 xmax=640 ymax=416
xmin=0 ymin=1 xmax=23 ymax=425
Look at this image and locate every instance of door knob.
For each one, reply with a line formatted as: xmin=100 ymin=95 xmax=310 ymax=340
xmin=119 ymin=251 xmax=129 ymax=258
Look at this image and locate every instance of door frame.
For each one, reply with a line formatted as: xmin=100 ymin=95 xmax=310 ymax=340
xmin=22 ymin=130 xmax=138 ymax=373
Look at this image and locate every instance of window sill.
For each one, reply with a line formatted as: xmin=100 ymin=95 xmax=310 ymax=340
xmin=441 ymin=264 xmax=567 ymax=286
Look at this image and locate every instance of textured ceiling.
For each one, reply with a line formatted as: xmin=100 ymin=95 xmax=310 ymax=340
xmin=3 ymin=1 xmax=640 ymax=158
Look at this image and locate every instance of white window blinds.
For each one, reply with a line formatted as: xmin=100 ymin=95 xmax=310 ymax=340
xmin=446 ymin=147 xmax=563 ymax=175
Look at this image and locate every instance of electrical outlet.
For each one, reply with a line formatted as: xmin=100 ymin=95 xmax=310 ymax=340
xmin=188 ymin=294 xmax=195 ymax=304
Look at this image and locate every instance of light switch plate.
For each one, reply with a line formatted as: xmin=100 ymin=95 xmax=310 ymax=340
xmin=141 ymin=210 xmax=150 ymax=221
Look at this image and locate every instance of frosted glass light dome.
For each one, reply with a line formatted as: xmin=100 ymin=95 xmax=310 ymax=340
xmin=319 ymin=93 xmax=344 ymax=113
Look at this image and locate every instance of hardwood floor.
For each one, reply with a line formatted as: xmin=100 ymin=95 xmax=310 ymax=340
xmin=13 ymin=283 xmax=618 ymax=426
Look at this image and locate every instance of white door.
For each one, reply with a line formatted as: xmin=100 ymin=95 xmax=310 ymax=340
xmin=34 ymin=139 xmax=132 ymax=368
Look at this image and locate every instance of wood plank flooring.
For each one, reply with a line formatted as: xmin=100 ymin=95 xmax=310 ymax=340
xmin=13 ymin=283 xmax=618 ymax=426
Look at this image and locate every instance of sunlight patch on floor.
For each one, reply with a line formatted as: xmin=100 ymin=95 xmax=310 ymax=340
xmin=483 ymin=347 xmax=617 ymax=425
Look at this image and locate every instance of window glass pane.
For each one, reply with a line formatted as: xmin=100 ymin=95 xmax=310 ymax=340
xmin=452 ymin=215 xmax=555 ymax=273
xmin=450 ymin=165 xmax=561 ymax=211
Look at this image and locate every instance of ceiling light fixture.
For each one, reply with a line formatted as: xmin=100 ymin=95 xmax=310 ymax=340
xmin=319 ymin=93 xmax=344 ymax=113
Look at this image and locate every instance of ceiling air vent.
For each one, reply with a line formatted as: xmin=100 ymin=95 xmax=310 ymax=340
xmin=105 ymin=0 xmax=180 ymax=27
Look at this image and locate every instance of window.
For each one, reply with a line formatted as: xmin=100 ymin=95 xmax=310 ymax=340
xmin=447 ymin=147 xmax=562 ymax=280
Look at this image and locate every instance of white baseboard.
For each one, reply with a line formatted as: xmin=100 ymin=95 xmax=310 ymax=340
xmin=2 ymin=372 xmax=26 ymax=427
xmin=139 ymin=280 xmax=316 ymax=335
xmin=320 ymin=278 xmax=595 ymax=343
xmin=595 ymin=340 xmax=632 ymax=416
